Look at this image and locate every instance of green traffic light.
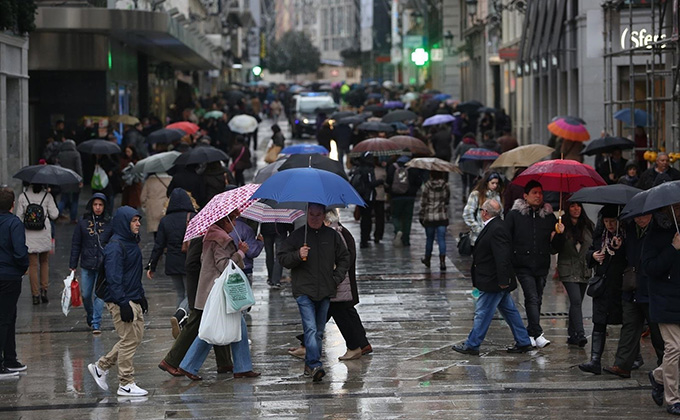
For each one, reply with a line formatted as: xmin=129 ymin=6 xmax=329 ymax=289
xmin=411 ymin=48 xmax=429 ymax=66
xmin=252 ymin=66 xmax=262 ymax=76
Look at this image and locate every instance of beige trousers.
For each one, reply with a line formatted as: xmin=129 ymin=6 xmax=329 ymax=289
xmin=97 ymin=302 xmax=144 ymax=386
xmin=653 ymin=323 xmax=680 ymax=405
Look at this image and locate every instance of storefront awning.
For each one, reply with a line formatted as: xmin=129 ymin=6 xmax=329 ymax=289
xmin=33 ymin=7 xmax=221 ymax=70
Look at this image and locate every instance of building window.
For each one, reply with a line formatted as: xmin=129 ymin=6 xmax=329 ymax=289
xmin=324 ymin=39 xmax=330 ymax=51
xmin=330 ymin=7 xmax=336 ymax=34
xmin=338 ymin=6 xmax=344 ymax=35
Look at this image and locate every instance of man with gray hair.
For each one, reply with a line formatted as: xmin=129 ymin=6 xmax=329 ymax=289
xmin=452 ymin=199 xmax=533 ymax=355
xmin=637 ymin=152 xmax=680 ymax=190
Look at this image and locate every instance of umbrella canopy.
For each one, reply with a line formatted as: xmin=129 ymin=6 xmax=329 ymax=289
xmin=250 ymin=167 xmax=366 ymax=208
xmin=337 ymin=115 xmax=368 ymax=125
xmin=389 ymin=136 xmax=433 ymax=157
xmin=77 ymin=140 xmax=121 ymax=155
xmin=569 ymin=184 xmax=643 ymax=205
xmin=147 ymin=128 xmax=186 ymax=144
xmin=349 ymin=138 xmax=403 ymax=156
xmin=174 ymin=146 xmax=229 ymax=166
xmin=405 ymin=157 xmax=461 ymax=173
xmin=363 ymin=104 xmax=385 ymax=113
xmin=456 ymin=100 xmax=484 ymax=114
xmin=383 ymin=101 xmax=405 ymax=109
xmin=551 ymin=115 xmax=587 ymax=125
xmin=13 ymin=164 xmax=82 ymax=186
xmin=490 ymin=144 xmax=554 ymax=168
xmin=167 ymin=121 xmax=200 ymax=135
xmin=477 ymin=106 xmax=498 ymax=116
xmin=240 ymin=201 xmax=305 ymax=224
xmin=356 ymin=121 xmax=395 ymax=133
xmin=402 ymin=92 xmax=419 ymax=103
xmin=132 ymin=151 xmax=181 ymax=174
xmin=280 ymin=144 xmax=329 ymax=155
xmin=204 ymin=110 xmax=224 ymax=119
xmin=614 ymin=108 xmax=648 ymax=127
xmin=433 ymin=93 xmax=452 ymax=101
xmin=581 ymin=136 xmax=635 ymax=156
xmin=423 ymin=114 xmax=455 ymax=127
xmin=460 ymin=148 xmax=500 ymax=161
xmin=253 ymin=158 xmax=288 ymax=184
xmin=228 ymin=114 xmax=259 ymax=134
xmin=382 ymin=110 xmax=417 ymax=123
xmin=278 ymin=153 xmax=349 ymax=180
xmin=512 ymin=159 xmax=606 ymax=193
xmin=620 ymin=189 xmax=652 ymax=220
xmin=330 ymin=111 xmax=355 ymax=120
xmin=548 ymin=117 xmax=590 ymax=141
xmin=623 ymin=180 xmax=680 ymax=217
xmin=109 ymin=115 xmax=139 ymax=125
xmin=183 ymin=184 xmax=260 ymax=242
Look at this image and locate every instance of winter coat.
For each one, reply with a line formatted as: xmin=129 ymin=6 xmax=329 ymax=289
xmin=597 ymin=158 xmax=628 ymax=185
xmin=0 ymin=211 xmax=29 ymax=281
xmin=471 ymin=217 xmax=516 ymax=293
xmin=15 ymin=188 xmax=59 ymax=254
xmin=505 ymin=199 xmax=557 ymax=277
xmin=551 ymin=221 xmax=593 ymax=284
xmin=148 ymin=188 xmax=195 ymax=276
xmin=374 ymin=166 xmax=387 ymax=201
xmin=644 ymin=214 xmax=680 ymax=324
xmin=386 ymin=160 xmax=423 ymax=198
xmin=278 ymin=223 xmax=351 ymax=301
xmin=69 ymin=193 xmax=113 ymax=270
xmin=463 ymin=190 xmax=502 ymax=245
xmin=636 ymin=167 xmax=680 ymax=190
xmin=331 ymin=225 xmax=359 ymax=305
xmin=195 ymin=224 xmax=244 ymax=310
xmin=623 ymin=221 xmax=650 ymax=304
xmin=202 ymin=162 xmax=227 ymax=205
xmin=168 ymin=166 xmax=205 ymax=209
xmin=560 ymin=140 xmax=584 ymax=163
xmin=140 ymin=173 xmax=172 ymax=233
xmin=229 ymin=144 xmax=252 ymax=171
xmin=229 ymin=218 xmax=264 ymax=274
xmin=587 ymin=225 xmax=626 ymax=325
xmin=260 ymin=222 xmax=294 ymax=237
xmin=431 ymin=127 xmax=452 ymax=161
xmin=99 ymin=206 xmax=145 ymax=305
xmin=271 ymin=131 xmax=285 ymax=148
xmin=57 ymin=140 xmax=83 ymax=193
xmin=454 ymin=142 xmax=480 ymax=176
xmin=419 ymin=179 xmax=450 ymax=227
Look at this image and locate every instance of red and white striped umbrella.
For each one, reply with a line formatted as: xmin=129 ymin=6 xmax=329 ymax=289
xmin=240 ymin=201 xmax=305 ymax=224
xmin=184 ymin=184 xmax=260 ymax=242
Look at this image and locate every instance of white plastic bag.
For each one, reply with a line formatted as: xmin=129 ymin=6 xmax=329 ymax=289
xmin=198 ymin=271 xmax=242 ymax=345
xmin=91 ymin=165 xmax=109 ymax=190
xmin=61 ymin=271 xmax=75 ymax=316
xmin=223 ymin=260 xmax=255 ymax=314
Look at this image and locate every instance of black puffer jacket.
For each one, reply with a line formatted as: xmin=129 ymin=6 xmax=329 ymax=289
xmin=148 ymin=188 xmax=195 ymax=276
xmin=644 ymin=213 xmax=680 ymax=324
xmin=69 ymin=193 xmax=113 ymax=270
xmin=505 ymin=199 xmax=557 ymax=276
xmin=587 ymin=225 xmax=626 ymax=325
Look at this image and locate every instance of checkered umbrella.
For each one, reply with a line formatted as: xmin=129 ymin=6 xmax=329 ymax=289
xmin=183 ymin=184 xmax=260 ymax=242
xmin=240 ymin=202 xmax=305 ymax=224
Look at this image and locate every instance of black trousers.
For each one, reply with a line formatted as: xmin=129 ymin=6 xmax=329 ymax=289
xmin=163 ymin=308 xmax=232 ymax=369
xmin=0 ymin=281 xmax=21 ymax=366
xmin=614 ymin=301 xmax=664 ymax=369
xmin=327 ymin=301 xmax=369 ymax=350
xmin=359 ymin=202 xmax=373 ymax=244
xmin=373 ymin=201 xmax=385 ymax=241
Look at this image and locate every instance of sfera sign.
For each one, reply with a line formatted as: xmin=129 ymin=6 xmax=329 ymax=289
xmin=620 ymin=27 xmax=667 ymax=50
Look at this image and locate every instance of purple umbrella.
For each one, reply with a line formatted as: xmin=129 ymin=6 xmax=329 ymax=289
xmin=423 ymin=114 xmax=456 ymax=127
xmin=460 ymin=148 xmax=500 ymax=161
xmin=383 ymin=101 xmax=405 ymax=109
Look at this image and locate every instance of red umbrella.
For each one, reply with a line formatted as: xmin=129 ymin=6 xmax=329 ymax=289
xmin=513 ymin=159 xmax=606 ymax=193
xmin=350 ymin=137 xmax=403 ymax=157
xmin=167 ymin=121 xmax=200 ymax=135
xmin=389 ymin=136 xmax=433 ymax=156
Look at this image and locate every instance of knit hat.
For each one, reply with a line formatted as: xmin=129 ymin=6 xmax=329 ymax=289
xmin=600 ymin=204 xmax=619 ymax=219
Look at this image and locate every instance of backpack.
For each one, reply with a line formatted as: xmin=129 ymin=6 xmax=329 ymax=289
xmin=23 ymin=193 xmax=47 ymax=231
xmin=350 ymin=170 xmax=370 ymax=200
xmin=391 ymin=163 xmax=410 ymax=195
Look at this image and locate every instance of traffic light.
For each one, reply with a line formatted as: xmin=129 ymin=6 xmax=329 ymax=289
xmin=252 ymin=65 xmax=262 ymax=77
xmin=411 ymin=48 xmax=429 ymax=66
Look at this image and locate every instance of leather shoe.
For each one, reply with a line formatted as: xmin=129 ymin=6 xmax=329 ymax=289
xmin=158 ymin=360 xmax=183 ymax=377
xmin=603 ymin=365 xmax=631 ymax=378
xmin=668 ymin=403 xmax=680 ymax=415
xmin=361 ymin=344 xmax=373 ymax=355
xmin=178 ymin=368 xmax=202 ymax=381
xmin=452 ymin=343 xmax=480 ymax=356
xmin=338 ymin=347 xmax=362 ymax=360
xmin=234 ymin=370 xmax=261 ymax=378
xmin=506 ymin=344 xmax=533 ymax=353
xmin=650 ymin=371 xmax=665 ymax=407
xmin=217 ymin=365 xmax=234 ymax=374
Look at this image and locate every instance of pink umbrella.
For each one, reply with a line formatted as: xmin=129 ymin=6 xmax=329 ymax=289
xmin=184 ymin=184 xmax=260 ymax=242
xmin=167 ymin=121 xmax=200 ymax=135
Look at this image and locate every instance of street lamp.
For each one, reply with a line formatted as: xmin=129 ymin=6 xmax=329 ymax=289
xmin=444 ymin=30 xmax=455 ymax=55
xmin=466 ymin=0 xmax=478 ymax=18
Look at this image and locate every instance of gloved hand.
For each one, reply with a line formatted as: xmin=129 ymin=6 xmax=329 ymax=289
xmin=140 ymin=297 xmax=148 ymax=314
xmin=119 ymin=303 xmax=134 ymax=323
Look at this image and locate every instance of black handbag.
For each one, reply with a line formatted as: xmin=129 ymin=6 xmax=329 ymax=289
xmin=457 ymin=232 xmax=472 ymax=256
xmin=586 ymin=274 xmax=606 ymax=298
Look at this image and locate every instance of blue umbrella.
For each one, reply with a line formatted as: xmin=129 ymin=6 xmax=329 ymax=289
xmin=433 ymin=93 xmax=452 ymax=101
xmin=280 ymin=144 xmax=329 ymax=155
xmin=614 ymin=108 xmax=648 ymax=127
xmin=423 ymin=114 xmax=455 ymax=126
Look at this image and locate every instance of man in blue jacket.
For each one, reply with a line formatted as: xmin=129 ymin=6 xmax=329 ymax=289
xmin=0 ymin=187 xmax=29 ymax=377
xmin=88 ymin=206 xmax=148 ymax=397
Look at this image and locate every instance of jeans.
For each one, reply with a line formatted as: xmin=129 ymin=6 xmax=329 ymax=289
xmin=391 ymin=197 xmax=415 ymax=245
xmin=263 ymin=233 xmax=285 ymax=284
xmin=179 ymin=314 xmax=252 ymax=375
xmin=170 ymin=274 xmax=188 ymax=310
xmin=465 ymin=289 xmax=532 ymax=350
xmin=296 ymin=295 xmax=330 ymax=369
xmin=0 ymin=281 xmax=21 ymax=367
xmin=424 ymin=225 xmax=447 ymax=257
xmin=516 ymin=274 xmax=547 ymax=338
xmin=562 ymin=282 xmax=587 ymax=340
xmin=80 ymin=268 xmax=104 ymax=328
xmin=58 ymin=191 xmax=80 ymax=222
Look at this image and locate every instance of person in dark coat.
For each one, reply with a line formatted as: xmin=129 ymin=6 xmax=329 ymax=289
xmin=430 ymin=125 xmax=453 ymax=162
xmin=386 ymin=156 xmax=423 ymax=246
xmin=167 ymin=164 xmax=205 ymax=209
xmin=351 ymin=152 xmax=383 ymax=248
xmin=637 ymin=152 xmax=680 ymax=190
xmin=95 ymin=153 xmax=121 ymax=216
xmin=0 ymin=187 xmax=29 ymax=376
xmin=262 ymin=221 xmax=294 ymax=289
xmin=646 ymin=204 xmax=680 ymax=414
xmin=597 ymin=149 xmax=628 ymax=185
xmin=229 ymin=136 xmax=252 ymax=187
xmin=56 ymin=139 xmax=83 ymax=223
xmin=452 ymin=199 xmax=532 ymax=355
xmin=147 ymin=188 xmax=196 ymax=338
xmin=69 ymin=193 xmax=112 ymax=334
xmin=202 ymin=161 xmax=227 ymax=204
xmin=122 ymin=122 xmax=148 ymax=159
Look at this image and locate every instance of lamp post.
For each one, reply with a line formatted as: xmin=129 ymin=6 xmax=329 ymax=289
xmin=444 ymin=30 xmax=455 ymax=56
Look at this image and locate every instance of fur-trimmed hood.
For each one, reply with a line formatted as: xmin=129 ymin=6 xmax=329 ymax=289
xmin=511 ymin=198 xmax=553 ymax=218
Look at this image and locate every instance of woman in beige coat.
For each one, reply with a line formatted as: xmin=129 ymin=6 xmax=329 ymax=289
xmin=15 ymin=184 xmax=59 ymax=304
xmin=140 ymin=172 xmax=172 ymax=236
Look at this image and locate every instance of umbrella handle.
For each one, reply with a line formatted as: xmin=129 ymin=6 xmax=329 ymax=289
xmin=671 ymin=205 xmax=680 ymax=235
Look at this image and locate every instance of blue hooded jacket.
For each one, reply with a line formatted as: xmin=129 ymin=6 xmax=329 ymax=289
xmin=0 ymin=210 xmax=29 ymax=281
xmin=100 ymin=206 xmax=144 ymax=305
xmin=69 ymin=193 xmax=113 ymax=270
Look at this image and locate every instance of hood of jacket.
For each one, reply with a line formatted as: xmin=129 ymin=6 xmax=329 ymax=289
xmin=167 ymin=188 xmax=195 ymax=214
xmin=84 ymin=192 xmax=109 ymax=219
xmin=204 ymin=223 xmax=235 ymax=248
xmin=424 ymin=178 xmax=448 ymax=192
xmin=59 ymin=139 xmax=77 ymax=152
xmin=511 ymin=198 xmax=553 ymax=218
xmin=111 ymin=206 xmax=141 ymax=242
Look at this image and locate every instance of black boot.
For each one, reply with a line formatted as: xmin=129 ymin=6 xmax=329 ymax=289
xmin=40 ymin=289 xmax=48 ymax=303
xmin=579 ymin=331 xmax=606 ymax=374
xmin=32 ymin=296 xmax=40 ymax=305
xmin=421 ymin=255 xmax=431 ymax=268
xmin=439 ymin=255 xmax=446 ymax=271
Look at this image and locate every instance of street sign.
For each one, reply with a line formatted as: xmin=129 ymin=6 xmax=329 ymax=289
xmin=411 ymin=48 xmax=429 ymax=66
xmin=404 ymin=35 xmax=425 ymax=48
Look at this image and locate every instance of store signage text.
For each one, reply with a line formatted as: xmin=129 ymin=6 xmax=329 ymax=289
xmin=620 ymin=27 xmax=666 ymax=50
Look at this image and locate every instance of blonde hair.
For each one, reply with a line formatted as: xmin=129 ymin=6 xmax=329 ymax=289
xmin=324 ymin=208 xmax=340 ymax=225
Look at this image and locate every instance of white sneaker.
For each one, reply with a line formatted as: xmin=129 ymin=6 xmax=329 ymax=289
xmin=88 ymin=363 xmax=108 ymax=391
xmin=534 ymin=334 xmax=551 ymax=348
xmin=117 ymin=382 xmax=148 ymax=397
xmin=529 ymin=337 xmax=536 ymax=348
xmin=393 ymin=231 xmax=403 ymax=247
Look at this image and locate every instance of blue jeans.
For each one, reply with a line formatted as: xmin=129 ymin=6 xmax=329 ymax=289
xmin=58 ymin=192 xmax=80 ymax=222
xmin=179 ymin=314 xmax=252 ymax=375
xmin=296 ymin=295 xmax=330 ymax=369
xmin=80 ymin=268 xmax=104 ymax=328
xmin=425 ymin=225 xmax=447 ymax=257
xmin=464 ymin=290 xmax=532 ymax=350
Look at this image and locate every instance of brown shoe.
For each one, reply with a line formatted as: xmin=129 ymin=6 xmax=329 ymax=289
xmin=178 ymin=368 xmax=202 ymax=381
xmin=361 ymin=344 xmax=373 ymax=355
xmin=603 ymin=365 xmax=631 ymax=378
xmin=158 ymin=360 xmax=183 ymax=377
xmin=234 ymin=370 xmax=261 ymax=378
xmin=217 ymin=365 xmax=233 ymax=374
xmin=338 ymin=347 xmax=362 ymax=361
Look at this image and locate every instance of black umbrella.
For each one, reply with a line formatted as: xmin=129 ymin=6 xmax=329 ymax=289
xmin=173 ymin=145 xmax=229 ymax=166
xmin=13 ymin=164 xmax=82 ymax=186
xmin=477 ymin=106 xmax=498 ymax=116
xmin=621 ymin=181 xmax=680 ymax=233
xmin=147 ymin=128 xmax=186 ymax=144
xmin=337 ymin=115 xmax=369 ymax=125
xmin=330 ymin=111 xmax=356 ymax=120
xmin=456 ymin=100 xmax=484 ymax=115
xmin=569 ymin=184 xmax=642 ymax=206
xmin=77 ymin=139 xmax=121 ymax=155
xmin=581 ymin=136 xmax=635 ymax=156
xmin=356 ymin=121 xmax=395 ymax=133
xmin=278 ymin=154 xmax=348 ymax=181
xmin=364 ymin=104 xmax=385 ymax=113
xmin=382 ymin=110 xmax=417 ymax=123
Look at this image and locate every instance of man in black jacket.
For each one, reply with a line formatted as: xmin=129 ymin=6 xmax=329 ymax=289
xmin=452 ymin=200 xmax=532 ymax=355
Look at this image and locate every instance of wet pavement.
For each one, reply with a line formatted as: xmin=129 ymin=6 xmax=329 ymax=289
xmin=0 ymin=121 xmax=661 ymax=419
